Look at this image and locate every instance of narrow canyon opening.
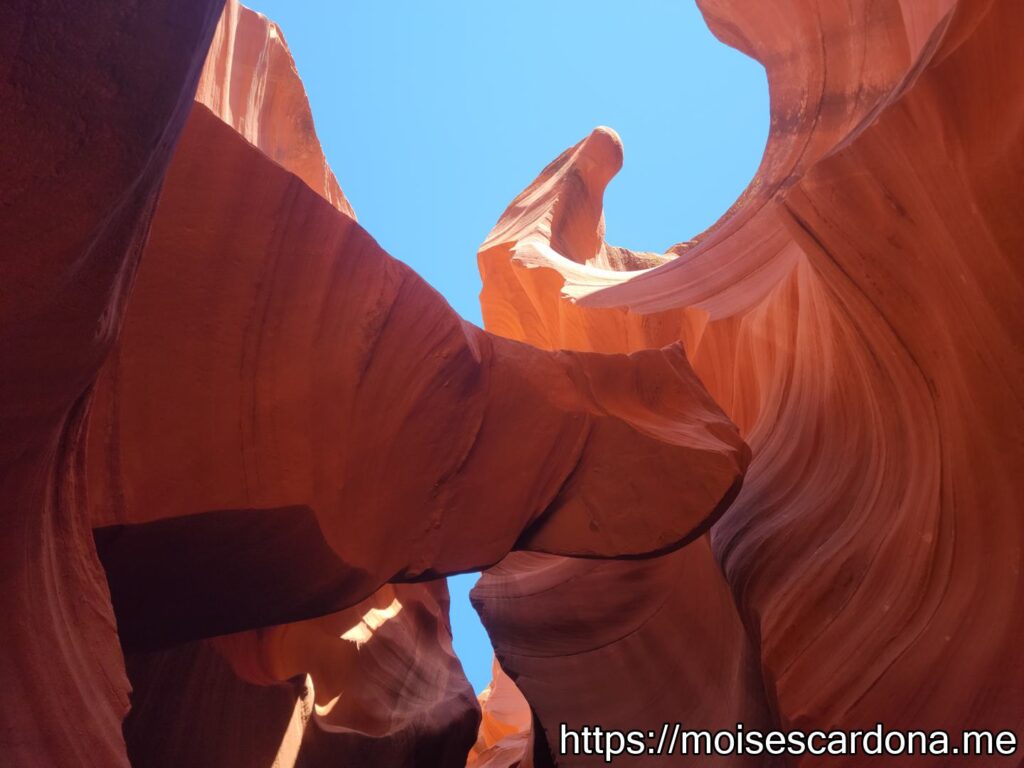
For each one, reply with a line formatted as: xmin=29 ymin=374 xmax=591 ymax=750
xmin=239 ymin=0 xmax=769 ymax=696
xmin=7 ymin=1 xmax=1014 ymax=768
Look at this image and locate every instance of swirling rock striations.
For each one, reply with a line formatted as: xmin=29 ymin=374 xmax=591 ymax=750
xmin=86 ymin=102 xmax=747 ymax=635
xmin=88 ymin=91 xmax=742 ymax=768
xmin=0 ymin=2 xmax=224 ymax=765
xmin=3 ymin=0 xmax=1020 ymax=766
xmin=122 ymin=583 xmax=481 ymax=768
xmin=473 ymin=547 xmax=776 ymax=768
xmin=195 ymin=0 xmax=355 ymax=217
xmin=467 ymin=660 xmax=535 ymax=768
xmin=474 ymin=0 xmax=1023 ymax=765
xmin=1 ymin=1 xmax=750 ymax=766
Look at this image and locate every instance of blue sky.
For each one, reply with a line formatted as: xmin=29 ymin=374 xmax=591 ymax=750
xmin=244 ymin=0 xmax=768 ymax=693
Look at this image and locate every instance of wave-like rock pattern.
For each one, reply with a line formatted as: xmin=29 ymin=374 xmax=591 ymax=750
xmin=89 ymin=96 xmax=742 ymax=766
xmin=196 ymin=0 xmax=354 ymax=218
xmin=123 ymin=583 xmax=480 ymax=768
xmin=4 ymin=0 xmax=1021 ymax=765
xmin=474 ymin=547 xmax=776 ymax=768
xmin=1 ymin=1 xmax=750 ymax=765
xmin=467 ymin=661 xmax=535 ymax=767
xmin=0 ymin=2 xmax=224 ymax=765
xmin=473 ymin=0 xmax=1023 ymax=765
xmin=86 ymin=101 xmax=747 ymax=618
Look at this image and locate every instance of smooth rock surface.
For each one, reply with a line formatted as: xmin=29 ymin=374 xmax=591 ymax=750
xmin=473 ymin=0 xmax=1023 ymax=764
xmin=0 ymin=2 xmax=224 ymax=765
xmin=195 ymin=0 xmax=354 ymax=217
xmin=84 ymin=101 xmax=748 ymax=624
xmin=0 ymin=1 xmax=748 ymax=766
xmin=3 ymin=0 xmax=1020 ymax=766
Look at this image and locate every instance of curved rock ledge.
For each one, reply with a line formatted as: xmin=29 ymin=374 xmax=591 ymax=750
xmin=2 ymin=0 xmax=1020 ymax=766
xmin=1 ymin=1 xmax=749 ymax=765
xmin=473 ymin=1 xmax=1023 ymax=765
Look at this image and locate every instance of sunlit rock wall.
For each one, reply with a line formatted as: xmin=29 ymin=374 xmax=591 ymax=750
xmin=2 ymin=0 xmax=1020 ymax=766
xmin=473 ymin=0 xmax=1023 ymax=765
xmin=1 ymin=1 xmax=752 ymax=766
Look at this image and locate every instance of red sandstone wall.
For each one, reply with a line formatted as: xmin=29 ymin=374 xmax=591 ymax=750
xmin=1 ymin=1 xmax=1020 ymax=766
xmin=473 ymin=1 xmax=1023 ymax=764
xmin=2 ymin=1 xmax=748 ymax=765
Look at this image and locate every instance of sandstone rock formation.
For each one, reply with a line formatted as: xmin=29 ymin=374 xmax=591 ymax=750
xmin=195 ymin=0 xmax=354 ymax=218
xmin=0 ymin=3 xmax=225 ymax=765
xmin=121 ymin=582 xmax=482 ymax=768
xmin=473 ymin=0 xmax=1024 ymax=765
xmin=2 ymin=0 xmax=1021 ymax=766
xmin=1 ymin=1 xmax=748 ymax=766
xmin=467 ymin=661 xmax=535 ymax=768
xmin=86 ymin=102 xmax=746 ymax=633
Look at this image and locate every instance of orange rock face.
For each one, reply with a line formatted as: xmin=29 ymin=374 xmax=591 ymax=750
xmin=195 ymin=0 xmax=355 ymax=218
xmin=2 ymin=1 xmax=747 ymax=766
xmin=87 ymin=100 xmax=746 ymax=611
xmin=474 ymin=0 xmax=1024 ymax=765
xmin=2 ymin=0 xmax=1021 ymax=767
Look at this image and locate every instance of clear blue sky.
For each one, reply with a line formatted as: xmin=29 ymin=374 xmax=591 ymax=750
xmin=244 ymin=0 xmax=768 ymax=693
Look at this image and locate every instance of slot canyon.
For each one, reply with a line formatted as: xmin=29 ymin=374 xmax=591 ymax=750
xmin=1 ymin=0 xmax=1021 ymax=766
